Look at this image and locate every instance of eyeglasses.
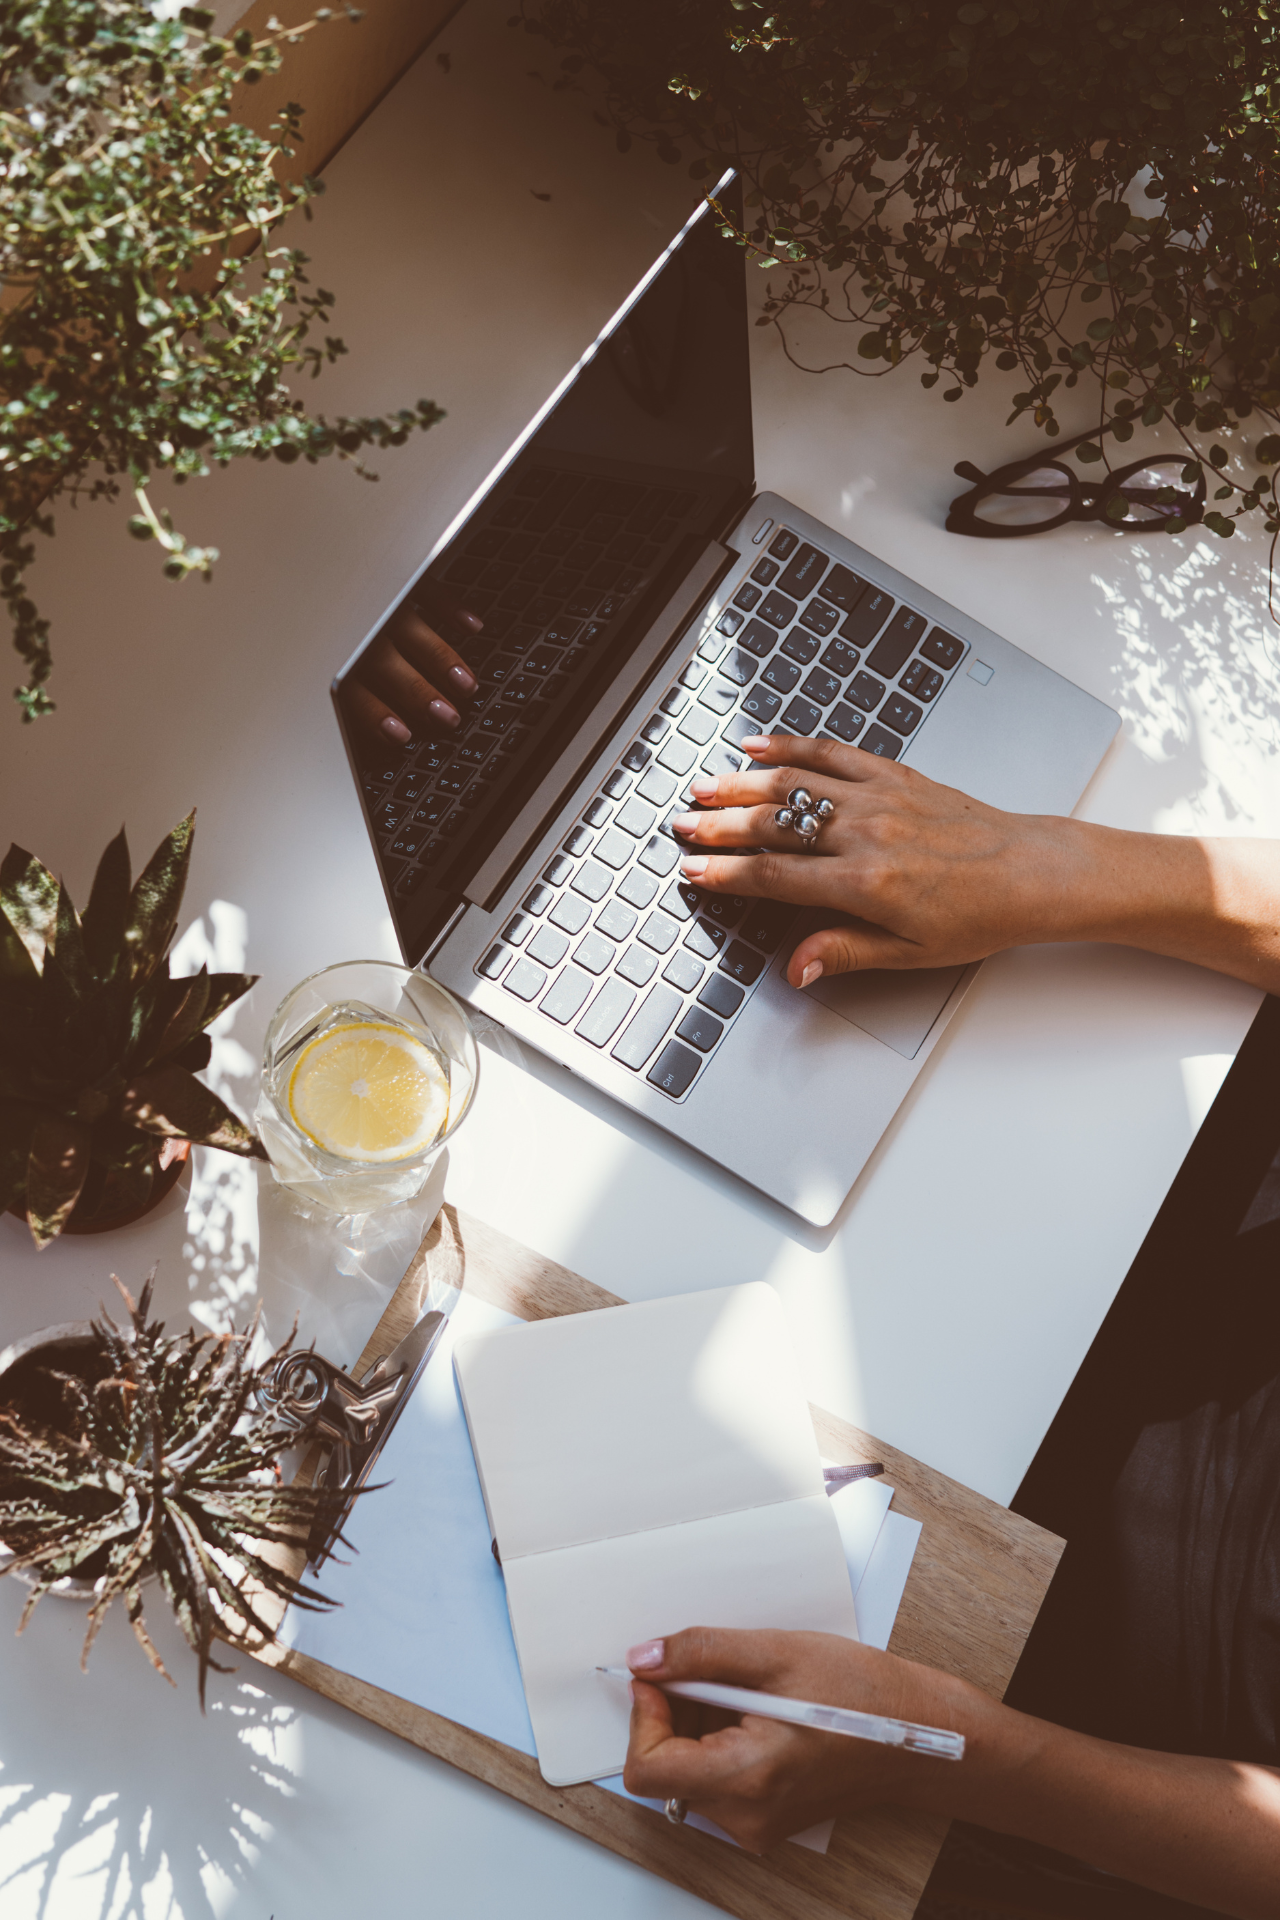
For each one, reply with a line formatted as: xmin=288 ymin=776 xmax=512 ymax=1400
xmin=946 ymin=427 xmax=1206 ymax=538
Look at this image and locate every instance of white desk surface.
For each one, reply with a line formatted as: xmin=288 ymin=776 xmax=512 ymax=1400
xmin=1 ymin=2 xmax=1274 ymax=1913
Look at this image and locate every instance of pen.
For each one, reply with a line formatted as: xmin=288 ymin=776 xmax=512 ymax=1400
xmin=595 ymin=1667 xmax=965 ymax=1760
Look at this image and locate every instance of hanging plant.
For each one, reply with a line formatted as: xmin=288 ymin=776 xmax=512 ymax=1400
xmin=518 ymin=0 xmax=1280 ymax=566
xmin=2 ymin=0 xmax=445 ymax=721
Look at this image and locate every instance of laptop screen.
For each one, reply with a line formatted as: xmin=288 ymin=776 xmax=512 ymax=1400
xmin=335 ymin=188 xmax=754 ymax=961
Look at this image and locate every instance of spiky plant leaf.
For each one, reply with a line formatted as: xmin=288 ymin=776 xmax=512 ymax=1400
xmin=0 ymin=1275 xmax=352 ymax=1704
xmin=81 ymin=828 xmax=131 ymax=976
xmin=123 ymin=812 xmax=193 ymax=985
xmin=25 ymin=1117 xmax=91 ymax=1248
xmin=122 ymin=1067 xmax=267 ymax=1159
xmin=0 ymin=846 xmax=58 ymax=970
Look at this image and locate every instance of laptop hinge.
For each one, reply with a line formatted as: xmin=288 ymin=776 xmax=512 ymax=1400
xmin=464 ymin=539 xmax=735 ymax=914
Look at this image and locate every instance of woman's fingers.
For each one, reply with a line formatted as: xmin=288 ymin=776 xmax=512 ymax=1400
xmin=786 ymin=921 xmax=923 ymax=988
xmin=344 ymin=674 xmax=416 ymax=751
xmin=738 ymin=733 xmax=889 ymax=785
xmin=391 ymin=606 xmax=479 ymax=703
xmin=678 ymin=849 xmax=848 ymax=905
xmin=673 ymin=803 xmax=781 ymax=848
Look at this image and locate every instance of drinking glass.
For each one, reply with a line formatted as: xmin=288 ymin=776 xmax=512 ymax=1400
xmin=258 ymin=961 xmax=478 ymax=1213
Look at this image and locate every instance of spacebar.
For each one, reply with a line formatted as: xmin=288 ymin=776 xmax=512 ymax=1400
xmin=611 ymin=985 xmax=681 ymax=1070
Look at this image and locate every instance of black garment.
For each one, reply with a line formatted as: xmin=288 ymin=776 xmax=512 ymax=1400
xmin=920 ymin=993 xmax=1280 ymax=1920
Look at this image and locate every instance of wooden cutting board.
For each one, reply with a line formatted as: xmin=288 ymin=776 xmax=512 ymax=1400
xmin=250 ymin=1204 xmax=1063 ymax=1920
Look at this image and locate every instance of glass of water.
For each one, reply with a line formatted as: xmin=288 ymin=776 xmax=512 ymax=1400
xmin=258 ymin=961 xmax=479 ymax=1213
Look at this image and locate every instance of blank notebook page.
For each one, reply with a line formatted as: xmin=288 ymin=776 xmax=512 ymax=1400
xmin=453 ymin=1282 xmax=859 ymax=1785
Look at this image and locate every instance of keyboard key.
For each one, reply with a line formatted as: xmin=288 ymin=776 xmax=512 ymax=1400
xmin=737 ymin=618 xmax=776 ymax=659
xmin=678 ymin=704 xmax=717 ymax=745
xmin=611 ymin=985 xmax=681 ymax=1068
xmin=881 ymin=694 xmax=923 ymax=735
xmin=699 ymin=973 xmax=745 ymax=1017
xmin=775 ymin=542 xmax=828 ymax=601
xmin=607 ymin=796 xmax=651 ymax=840
xmin=661 ymin=881 xmax=701 ymax=922
xmin=701 ymin=742 xmax=744 ymax=780
xmin=742 ymin=685 xmax=782 ymax=725
xmin=769 ymin=528 xmax=799 ymax=559
xmin=523 ymin=884 xmax=553 ymax=915
xmin=799 ymin=599 xmax=839 ymax=637
xmin=584 ymin=796 xmax=612 ymax=828
xmin=819 ymin=637 xmax=860 ymax=678
xmin=503 ymin=911 xmax=535 ymax=947
xmin=575 ymin=976 xmax=637 ymax=1047
xmin=781 ymin=629 xmax=821 ymax=666
xmin=623 ymin=741 xmax=652 ymax=773
xmin=564 ymin=824 xmax=593 ymax=857
xmin=861 ymin=723 xmax=903 ymax=759
xmin=814 ymin=562 xmax=866 ymax=613
xmin=616 ymin=943 xmax=658 ymax=987
xmin=733 ymin=583 xmax=761 ymax=611
xmin=638 ymin=911 xmax=679 ymax=953
xmin=618 ymin=867 xmax=659 ymax=909
xmin=641 ymin=713 xmax=669 ymax=744
xmin=659 ymin=686 xmax=688 ymax=716
xmin=702 ymin=893 xmax=747 ymax=926
xmin=504 ymin=957 xmax=547 ymax=1001
xmin=571 ymin=860 xmax=613 ymax=901
xmin=716 ymin=607 xmax=744 ymax=636
xmin=762 ymin=655 xmax=801 ymax=695
xmin=543 ymin=854 xmax=573 ymax=886
xmin=921 ymin=627 xmax=966 ymax=669
xmin=866 ymin=605 xmax=929 ymax=679
xmin=698 ymin=631 xmax=727 ymax=662
xmin=676 ymin=1004 xmax=725 ymax=1054
xmin=657 ymin=735 xmax=697 ymax=776
xmin=740 ymin=902 xmax=793 ymax=952
xmin=800 ymin=666 xmax=841 ymax=707
xmin=478 ymin=945 xmax=510 ymax=980
xmin=540 ymin=966 xmax=592 ymax=1024
xmin=718 ymin=648 xmax=758 ymax=688
xmin=594 ymin=827 xmax=634 ymax=869
xmin=840 ymin=586 xmax=894 ymax=649
xmin=574 ymin=932 xmax=615 ymax=975
xmin=751 ymin=557 xmax=778 ymax=586
xmin=636 ymin=766 xmax=677 ymax=807
xmin=848 ymin=671 xmax=886 ymax=713
xmin=698 ymin=677 xmax=739 ymax=715
xmin=549 ymin=893 xmax=590 ymax=935
xmin=603 ymin=768 xmax=632 ymax=800
xmin=758 ymin=591 xmax=797 ymax=628
xmin=678 ymin=659 xmax=707 ymax=690
xmin=647 ymin=1039 xmax=702 ymax=1098
xmin=527 ymin=924 xmax=570 ymax=969
xmin=663 ymin=950 xmax=705 ymax=993
xmin=685 ymin=917 xmax=727 ymax=959
xmin=719 ymin=940 xmax=765 ymax=986
xmin=638 ymin=833 xmax=680 ymax=877
xmin=596 ymin=898 xmax=638 ymax=941
xmin=826 ymin=702 xmax=865 ymax=743
xmin=779 ymin=696 xmax=822 ymax=736
xmin=900 ymin=658 xmax=944 ymax=701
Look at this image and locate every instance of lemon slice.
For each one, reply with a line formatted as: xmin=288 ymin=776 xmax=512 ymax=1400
xmin=287 ymin=1021 xmax=450 ymax=1163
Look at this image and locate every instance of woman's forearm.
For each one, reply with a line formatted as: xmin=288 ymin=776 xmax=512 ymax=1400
xmin=1027 ymin=821 xmax=1280 ymax=993
xmin=901 ymin=1680 xmax=1280 ymax=1920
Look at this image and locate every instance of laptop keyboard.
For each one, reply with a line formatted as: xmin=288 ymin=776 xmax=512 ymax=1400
xmin=476 ymin=522 xmax=971 ymax=1101
xmin=358 ymin=465 xmax=701 ymax=907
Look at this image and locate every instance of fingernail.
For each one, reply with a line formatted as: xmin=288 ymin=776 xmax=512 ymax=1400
xmin=380 ymin=715 xmax=412 ymax=745
xmin=627 ymin=1639 xmax=664 ymax=1671
xmin=448 ymin=663 xmax=478 ymax=695
xmin=800 ymin=960 xmax=823 ymax=988
xmin=681 ymin=858 xmax=708 ymax=880
xmin=689 ymin=776 xmax=717 ymax=800
xmin=458 ymin=610 xmax=484 ymax=632
xmin=672 ymin=813 xmax=700 ymax=837
xmin=742 ymin=735 xmax=771 ymax=754
xmin=429 ymin=698 xmax=461 ymax=729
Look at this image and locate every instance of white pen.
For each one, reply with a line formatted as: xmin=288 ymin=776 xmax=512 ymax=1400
xmin=595 ymin=1667 xmax=965 ymax=1760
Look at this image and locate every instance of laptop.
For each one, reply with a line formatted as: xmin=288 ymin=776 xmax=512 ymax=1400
xmin=332 ymin=184 xmax=1119 ymax=1226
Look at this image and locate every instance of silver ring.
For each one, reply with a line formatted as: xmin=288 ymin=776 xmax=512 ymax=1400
xmin=664 ymin=1797 xmax=688 ymax=1825
xmin=773 ymin=786 xmax=834 ymax=851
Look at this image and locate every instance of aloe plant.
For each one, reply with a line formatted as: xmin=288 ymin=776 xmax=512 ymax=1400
xmin=0 ymin=1274 xmax=343 ymax=1701
xmin=0 ymin=810 xmax=265 ymax=1248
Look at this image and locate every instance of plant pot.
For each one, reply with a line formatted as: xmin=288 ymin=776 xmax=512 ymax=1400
xmin=7 ymin=1140 xmax=190 ymax=1241
xmin=0 ymin=1322 xmax=111 ymax=1601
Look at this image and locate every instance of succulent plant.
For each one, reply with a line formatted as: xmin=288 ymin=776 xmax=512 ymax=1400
xmin=0 ymin=810 xmax=266 ymax=1248
xmin=0 ymin=1273 xmax=344 ymax=1702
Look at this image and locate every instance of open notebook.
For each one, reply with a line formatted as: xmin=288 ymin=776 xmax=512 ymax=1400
xmin=453 ymin=1282 xmax=859 ymax=1786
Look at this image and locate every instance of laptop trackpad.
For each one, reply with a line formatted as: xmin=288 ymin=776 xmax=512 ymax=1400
xmin=804 ymin=964 xmax=966 ymax=1059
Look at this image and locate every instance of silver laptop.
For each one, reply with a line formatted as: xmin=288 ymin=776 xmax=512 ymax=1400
xmin=333 ymin=187 xmax=1119 ymax=1226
